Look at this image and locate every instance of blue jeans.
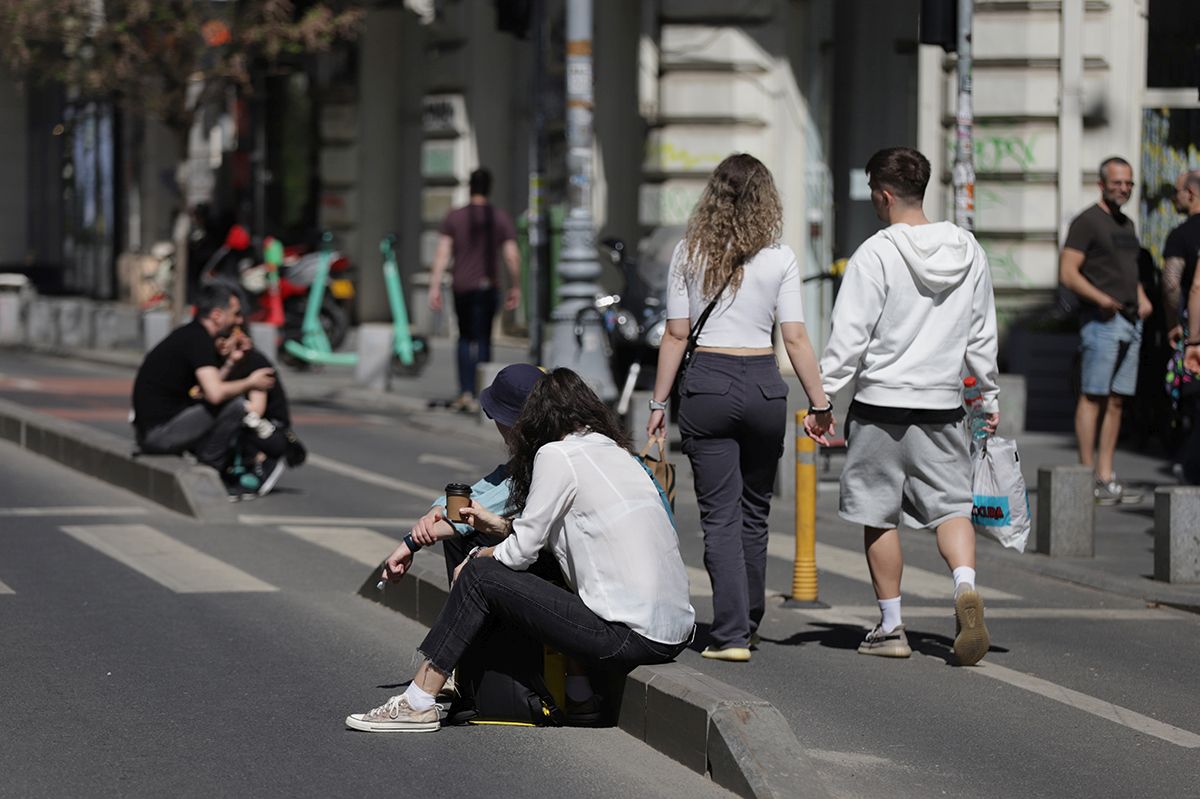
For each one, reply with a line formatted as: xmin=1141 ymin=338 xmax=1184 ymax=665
xmin=418 ymin=557 xmax=687 ymax=676
xmin=453 ymin=288 xmax=498 ymax=396
xmin=1079 ymin=312 xmax=1142 ymax=397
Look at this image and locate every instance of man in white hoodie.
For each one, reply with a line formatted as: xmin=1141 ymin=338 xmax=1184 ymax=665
xmin=808 ymin=147 xmax=999 ymax=666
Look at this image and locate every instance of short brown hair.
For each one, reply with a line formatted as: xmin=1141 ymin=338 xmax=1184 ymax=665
xmin=866 ymin=147 xmax=931 ymax=202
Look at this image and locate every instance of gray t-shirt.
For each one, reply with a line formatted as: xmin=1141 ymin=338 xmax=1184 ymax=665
xmin=1064 ymin=203 xmax=1141 ymax=311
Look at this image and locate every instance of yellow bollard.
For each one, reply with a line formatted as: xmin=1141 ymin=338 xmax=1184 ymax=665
xmin=786 ymin=410 xmax=827 ymax=607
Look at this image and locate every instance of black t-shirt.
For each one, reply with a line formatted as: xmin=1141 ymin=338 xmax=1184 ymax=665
xmin=226 ymin=349 xmax=290 ymax=426
xmin=1064 ymin=204 xmax=1141 ymax=312
xmin=132 ymin=321 xmax=221 ymax=435
xmin=1163 ymin=214 xmax=1200 ymax=308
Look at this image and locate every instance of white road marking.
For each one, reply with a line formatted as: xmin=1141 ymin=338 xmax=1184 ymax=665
xmin=239 ymin=515 xmax=418 ymax=528
xmin=417 ymin=453 xmax=478 ymax=472
xmin=307 ymin=453 xmax=441 ymax=500
xmin=687 ymin=565 xmax=712 ymax=598
xmin=767 ymin=532 xmax=1022 ymax=601
xmin=790 ymin=605 xmax=1200 ymax=749
xmin=0 ymin=578 xmax=13 ymax=595
xmin=60 ymin=525 xmax=276 ymax=593
xmin=0 ymin=506 xmax=149 ymax=517
xmin=973 ymin=661 xmax=1200 ymax=749
xmin=278 ymin=526 xmax=401 ymax=568
xmin=833 ymin=606 xmax=1178 ymax=621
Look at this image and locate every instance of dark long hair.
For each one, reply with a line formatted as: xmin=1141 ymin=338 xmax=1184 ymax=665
xmin=505 ymin=368 xmax=631 ymax=516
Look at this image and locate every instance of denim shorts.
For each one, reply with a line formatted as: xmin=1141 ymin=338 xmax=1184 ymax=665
xmin=1079 ymin=313 xmax=1142 ymax=397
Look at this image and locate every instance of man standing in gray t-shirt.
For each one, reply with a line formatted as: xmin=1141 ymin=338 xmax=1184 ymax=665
xmin=1059 ymin=156 xmax=1153 ymax=505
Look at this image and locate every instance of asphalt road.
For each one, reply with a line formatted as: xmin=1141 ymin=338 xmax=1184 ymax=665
xmin=2 ymin=349 xmax=1199 ymax=798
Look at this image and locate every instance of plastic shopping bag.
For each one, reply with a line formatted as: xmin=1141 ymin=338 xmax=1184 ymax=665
xmin=971 ymin=436 xmax=1031 ymax=552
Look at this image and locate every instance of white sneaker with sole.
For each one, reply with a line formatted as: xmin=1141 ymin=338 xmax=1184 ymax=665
xmin=345 ymin=694 xmax=440 ymax=733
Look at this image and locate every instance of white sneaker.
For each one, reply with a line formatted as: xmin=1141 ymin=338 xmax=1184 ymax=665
xmin=345 ymin=694 xmax=440 ymax=733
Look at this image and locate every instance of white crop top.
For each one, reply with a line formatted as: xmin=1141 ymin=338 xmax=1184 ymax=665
xmin=665 ymin=241 xmax=805 ymax=348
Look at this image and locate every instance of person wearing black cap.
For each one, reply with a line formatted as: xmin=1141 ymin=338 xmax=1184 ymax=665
xmin=379 ymin=362 xmax=547 ymax=585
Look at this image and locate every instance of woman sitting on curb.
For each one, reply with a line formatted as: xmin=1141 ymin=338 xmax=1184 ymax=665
xmin=346 ymin=368 xmax=696 ymax=733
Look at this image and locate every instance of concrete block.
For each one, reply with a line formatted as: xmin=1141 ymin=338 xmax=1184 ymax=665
xmin=354 ymin=323 xmax=393 ymax=391
xmin=709 ymin=704 xmax=832 ymax=799
xmin=997 ymin=373 xmax=1027 ymax=438
xmin=618 ymin=667 xmax=650 ymax=741
xmin=0 ymin=294 xmax=23 ymax=343
xmin=249 ymin=322 xmax=279 ymax=365
xmin=142 ymin=310 xmax=173 ymax=352
xmin=94 ymin=304 xmax=141 ymax=349
xmin=26 ymin=298 xmax=58 ymax=346
xmin=627 ymin=390 xmax=654 ymax=442
xmin=1035 ymin=465 xmax=1095 ymax=557
xmin=1154 ymin=487 xmax=1200 ymax=583
xmin=644 ymin=670 xmax=713 ymax=773
xmin=57 ymin=299 xmax=95 ymax=349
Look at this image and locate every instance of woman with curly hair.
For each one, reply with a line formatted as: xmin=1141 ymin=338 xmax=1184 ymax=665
xmin=647 ymin=153 xmax=833 ymax=662
xmin=347 ymin=368 xmax=695 ymax=733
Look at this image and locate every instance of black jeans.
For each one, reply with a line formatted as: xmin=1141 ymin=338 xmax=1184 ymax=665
xmin=453 ymin=288 xmax=498 ymax=396
xmin=138 ymin=400 xmax=247 ymax=469
xmin=418 ymin=557 xmax=687 ymax=676
xmin=678 ymin=352 xmax=787 ymax=649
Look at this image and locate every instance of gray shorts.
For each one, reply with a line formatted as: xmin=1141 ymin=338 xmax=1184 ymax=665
xmin=839 ymin=416 xmax=973 ymax=530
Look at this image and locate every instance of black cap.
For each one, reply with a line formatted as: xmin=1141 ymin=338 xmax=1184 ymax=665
xmin=478 ymin=363 xmax=545 ymax=427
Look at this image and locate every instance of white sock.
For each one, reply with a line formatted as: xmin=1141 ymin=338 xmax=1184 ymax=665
xmin=878 ymin=596 xmax=902 ymax=633
xmin=952 ymin=566 xmax=976 ymax=596
xmin=404 ymin=681 xmax=437 ymax=711
xmin=565 ymin=675 xmax=593 ymax=703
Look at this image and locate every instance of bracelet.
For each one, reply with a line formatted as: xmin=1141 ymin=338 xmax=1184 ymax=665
xmin=648 ymin=398 xmax=668 ymax=412
xmin=808 ymin=403 xmax=833 ymax=414
xmin=403 ymin=533 xmax=423 ymax=553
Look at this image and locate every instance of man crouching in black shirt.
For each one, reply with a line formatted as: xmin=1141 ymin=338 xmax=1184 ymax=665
xmin=131 ymin=284 xmax=276 ymax=491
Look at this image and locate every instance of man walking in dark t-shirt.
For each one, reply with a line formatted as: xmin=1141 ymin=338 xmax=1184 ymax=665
xmin=1163 ymin=170 xmax=1200 ymax=345
xmin=132 ymin=284 xmax=275 ymax=475
xmin=1059 ymin=156 xmax=1153 ymax=505
xmin=427 ymin=168 xmax=521 ymax=412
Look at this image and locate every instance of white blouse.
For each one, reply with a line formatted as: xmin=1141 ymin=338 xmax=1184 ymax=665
xmin=492 ymin=432 xmax=696 ymax=645
xmin=666 ymin=240 xmax=806 ymax=348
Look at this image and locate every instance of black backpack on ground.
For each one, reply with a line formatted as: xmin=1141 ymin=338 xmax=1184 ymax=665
xmin=452 ymin=622 xmax=566 ymax=727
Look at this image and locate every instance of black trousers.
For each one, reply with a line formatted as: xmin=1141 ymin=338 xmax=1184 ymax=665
xmin=138 ymin=400 xmax=247 ymax=469
xmin=418 ymin=557 xmax=686 ymax=677
xmin=678 ymin=352 xmax=788 ymax=649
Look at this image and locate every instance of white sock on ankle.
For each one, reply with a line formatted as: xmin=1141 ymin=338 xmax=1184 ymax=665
xmin=952 ymin=567 xmax=977 ymax=596
xmin=565 ymin=675 xmax=593 ymax=703
xmin=404 ymin=681 xmax=437 ymax=711
xmin=878 ymin=596 xmax=902 ymax=633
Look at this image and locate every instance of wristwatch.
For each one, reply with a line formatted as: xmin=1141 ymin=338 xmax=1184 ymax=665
xmin=648 ymin=398 xmax=668 ymax=412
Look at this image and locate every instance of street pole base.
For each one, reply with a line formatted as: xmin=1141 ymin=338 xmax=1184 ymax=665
xmin=782 ymin=598 xmax=830 ymax=609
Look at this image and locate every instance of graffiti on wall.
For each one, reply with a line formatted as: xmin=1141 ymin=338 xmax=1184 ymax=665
xmin=1141 ymin=108 xmax=1200 ymax=265
xmin=648 ymin=141 xmax=728 ymax=172
xmin=946 ymin=131 xmax=1045 ymax=173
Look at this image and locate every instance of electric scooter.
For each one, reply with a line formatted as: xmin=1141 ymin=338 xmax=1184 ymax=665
xmin=283 ymin=233 xmax=429 ymax=376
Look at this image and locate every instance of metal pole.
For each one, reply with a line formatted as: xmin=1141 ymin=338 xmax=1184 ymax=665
xmin=527 ymin=0 xmax=546 ymax=361
xmin=952 ymin=0 xmax=975 ymax=231
xmin=784 ymin=411 xmax=827 ymax=608
xmin=547 ymin=0 xmax=617 ymax=400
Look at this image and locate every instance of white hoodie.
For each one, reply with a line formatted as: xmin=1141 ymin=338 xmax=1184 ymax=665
xmin=820 ymin=221 xmax=999 ymax=413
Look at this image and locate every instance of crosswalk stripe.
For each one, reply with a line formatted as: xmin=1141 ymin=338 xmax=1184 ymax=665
xmin=307 ymin=454 xmax=441 ymax=501
xmin=0 ymin=578 xmax=13 ymax=595
xmin=417 ymin=453 xmax=478 ymax=472
xmin=278 ymin=526 xmax=402 ymax=568
xmin=832 ymin=606 xmax=1175 ymax=621
xmin=60 ymin=525 xmax=277 ymax=593
xmin=240 ymin=515 xmax=417 ymax=528
xmin=0 ymin=506 xmax=149 ymax=517
xmin=766 ymin=532 xmax=1022 ymax=601
xmin=789 ymin=605 xmax=1200 ymax=749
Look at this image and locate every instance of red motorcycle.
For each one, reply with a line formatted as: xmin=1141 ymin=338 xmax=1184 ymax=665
xmin=200 ymin=225 xmax=354 ymax=352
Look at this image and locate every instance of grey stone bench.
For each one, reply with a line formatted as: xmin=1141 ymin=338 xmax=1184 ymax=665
xmin=1036 ymin=465 xmax=1095 ymax=557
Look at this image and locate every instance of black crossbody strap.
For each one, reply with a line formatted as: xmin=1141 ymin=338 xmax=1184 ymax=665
xmin=687 ymin=269 xmax=736 ymax=349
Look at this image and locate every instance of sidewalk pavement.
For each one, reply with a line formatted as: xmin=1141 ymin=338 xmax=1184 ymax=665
xmin=9 ymin=330 xmax=1200 ymax=611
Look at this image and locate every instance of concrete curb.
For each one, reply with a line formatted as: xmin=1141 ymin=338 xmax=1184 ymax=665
xmin=356 ymin=557 xmax=830 ymax=799
xmin=0 ymin=397 xmax=236 ymax=523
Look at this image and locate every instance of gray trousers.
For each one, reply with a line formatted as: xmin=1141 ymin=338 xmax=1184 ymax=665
xmin=678 ymin=353 xmax=787 ymax=649
xmin=138 ymin=400 xmax=247 ymax=469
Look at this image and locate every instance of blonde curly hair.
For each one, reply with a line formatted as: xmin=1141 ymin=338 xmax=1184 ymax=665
xmin=683 ymin=153 xmax=783 ymax=300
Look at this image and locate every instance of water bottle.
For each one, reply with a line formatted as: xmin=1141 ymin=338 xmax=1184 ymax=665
xmin=962 ymin=376 xmax=989 ymax=441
